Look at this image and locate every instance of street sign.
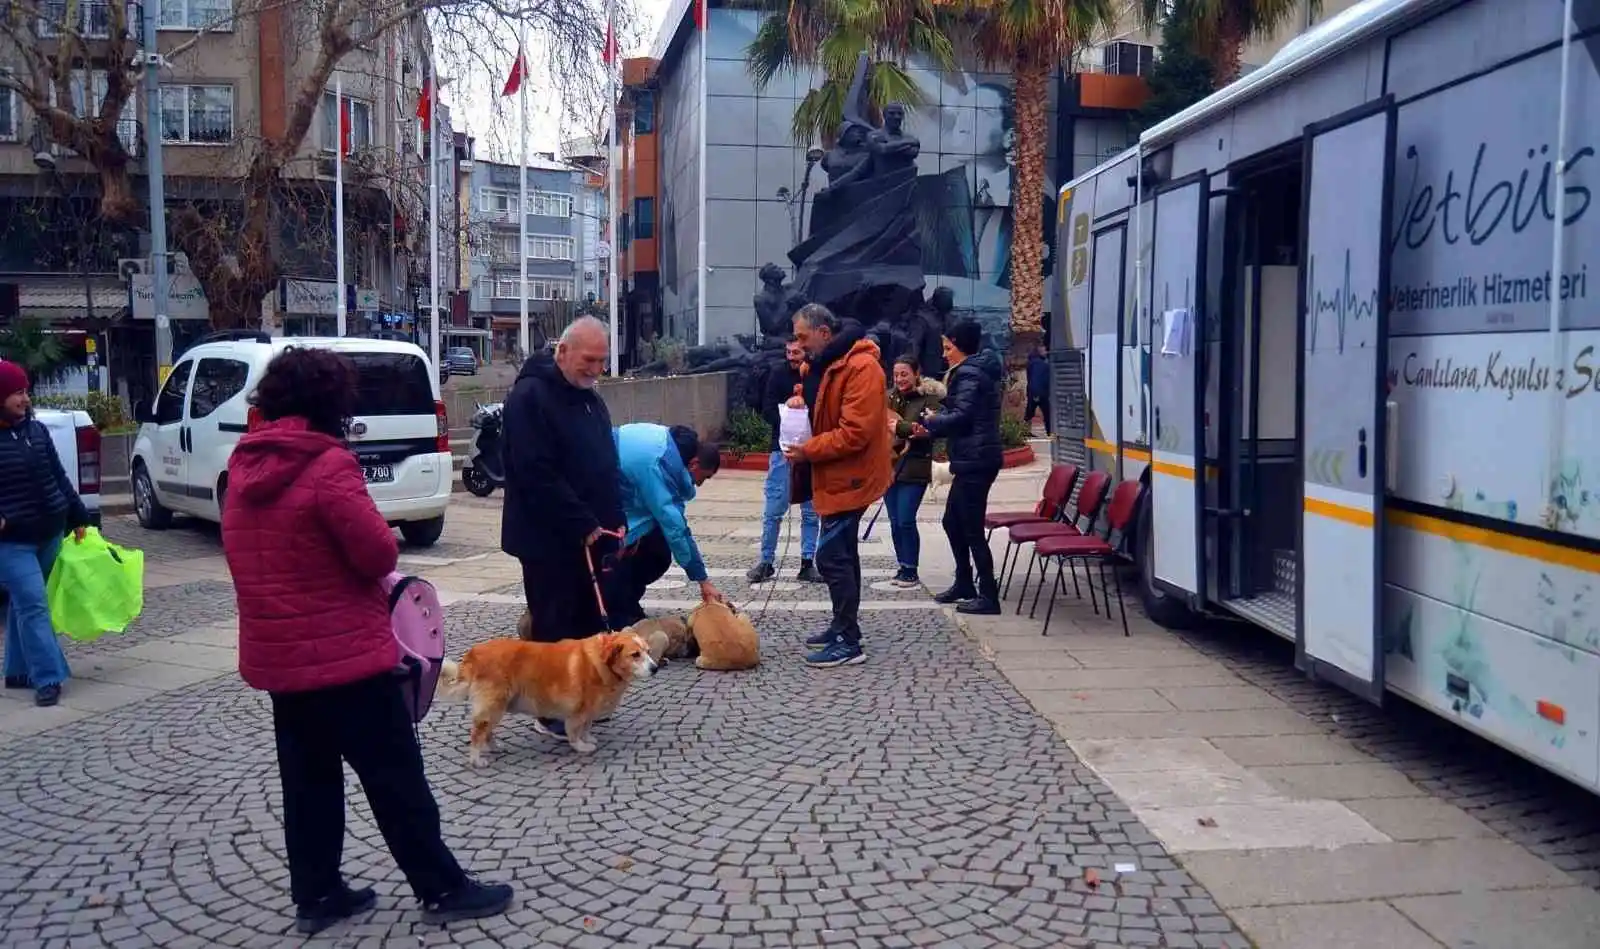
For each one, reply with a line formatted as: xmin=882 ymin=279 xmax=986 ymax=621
xmin=158 ymin=364 xmax=172 ymax=386
xmin=84 ymin=338 xmax=97 ymax=354
xmin=356 ymin=288 xmax=380 ymax=311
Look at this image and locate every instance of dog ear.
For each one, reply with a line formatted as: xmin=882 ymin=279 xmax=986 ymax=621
xmin=605 ymin=638 xmax=628 ymax=666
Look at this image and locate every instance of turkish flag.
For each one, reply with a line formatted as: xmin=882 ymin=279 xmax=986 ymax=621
xmin=602 ymin=18 xmax=617 ymax=65
xmin=693 ymin=0 xmax=705 ymax=30
xmin=416 ymin=77 xmax=432 ymax=132
xmin=502 ymin=47 xmax=528 ymax=97
xmin=339 ymin=97 xmax=352 ymax=155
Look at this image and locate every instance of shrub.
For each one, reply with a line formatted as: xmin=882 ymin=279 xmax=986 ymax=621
xmin=32 ymin=391 xmax=134 ymax=433
xmin=999 ymin=416 xmax=1031 ymax=450
xmin=722 ymin=407 xmax=772 ymax=456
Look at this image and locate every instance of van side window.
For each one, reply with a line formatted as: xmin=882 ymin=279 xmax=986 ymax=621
xmin=190 ymin=358 xmax=252 ymax=420
xmin=154 ymin=361 xmax=194 ymax=425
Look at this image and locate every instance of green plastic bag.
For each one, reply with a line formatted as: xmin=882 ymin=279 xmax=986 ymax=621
xmin=46 ymin=528 xmax=145 ymax=642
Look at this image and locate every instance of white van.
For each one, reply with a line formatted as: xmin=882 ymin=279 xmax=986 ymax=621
xmin=129 ymin=332 xmax=453 ymax=546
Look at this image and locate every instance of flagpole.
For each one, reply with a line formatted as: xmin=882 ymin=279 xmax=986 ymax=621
xmin=518 ymin=29 xmax=530 ymax=358
xmin=695 ymin=0 xmax=707 ymax=346
xmin=334 ymin=74 xmax=347 ymax=338
xmin=428 ymin=76 xmax=442 ymax=370
xmin=606 ymin=0 xmax=620 ymax=376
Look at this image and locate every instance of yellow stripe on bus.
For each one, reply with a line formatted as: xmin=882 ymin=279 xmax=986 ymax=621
xmin=1388 ymin=510 xmax=1600 ymax=574
xmin=1304 ymin=496 xmax=1376 ymax=528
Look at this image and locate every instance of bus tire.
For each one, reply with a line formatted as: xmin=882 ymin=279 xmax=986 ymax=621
xmin=1135 ymin=490 xmax=1197 ymax=630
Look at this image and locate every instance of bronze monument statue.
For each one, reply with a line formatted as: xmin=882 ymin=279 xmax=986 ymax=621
xmin=753 ymin=262 xmax=806 ymax=341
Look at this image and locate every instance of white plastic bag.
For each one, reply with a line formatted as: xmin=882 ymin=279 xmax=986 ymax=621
xmin=778 ymin=404 xmax=812 ymax=450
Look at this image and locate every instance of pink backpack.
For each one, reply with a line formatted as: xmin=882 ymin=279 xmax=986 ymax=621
xmin=382 ymin=573 xmax=444 ymax=723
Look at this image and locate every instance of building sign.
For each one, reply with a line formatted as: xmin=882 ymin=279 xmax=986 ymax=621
xmin=356 ymin=288 xmax=380 ymax=311
xmin=130 ymin=273 xmax=209 ymax=320
xmin=281 ymin=278 xmax=340 ymax=316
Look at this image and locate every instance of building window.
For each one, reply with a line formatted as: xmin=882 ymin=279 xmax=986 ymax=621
xmin=528 ymin=190 xmax=571 ymax=218
xmin=633 ymin=197 xmax=655 ymax=240
xmin=159 ymin=85 xmax=233 ymax=144
xmin=159 ymin=0 xmax=232 ymax=30
xmin=530 ymin=279 xmax=572 ymax=300
xmin=50 ymin=70 xmax=135 ymax=151
xmin=39 ymin=0 xmax=112 ymax=38
xmin=526 ymin=236 xmax=574 ymax=261
xmin=320 ymin=92 xmax=372 ymax=152
xmin=0 ymin=88 xmax=16 ymax=143
xmin=490 ymin=235 xmax=518 ymax=259
xmin=633 ymin=90 xmax=654 ymax=134
xmin=481 ymin=189 xmax=518 ymax=214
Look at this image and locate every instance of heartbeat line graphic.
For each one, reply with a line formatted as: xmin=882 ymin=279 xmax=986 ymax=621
xmin=1306 ymin=250 xmax=1379 ymax=354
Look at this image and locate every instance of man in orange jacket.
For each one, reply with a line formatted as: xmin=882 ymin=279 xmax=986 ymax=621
xmin=783 ymin=304 xmax=892 ymax=667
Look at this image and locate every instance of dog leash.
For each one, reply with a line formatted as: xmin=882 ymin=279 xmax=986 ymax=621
xmin=861 ymin=453 xmax=913 ymax=542
xmin=585 ymin=527 xmax=628 ymax=629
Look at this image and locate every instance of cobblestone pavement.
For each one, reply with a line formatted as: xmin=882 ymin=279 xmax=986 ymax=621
xmin=0 ymin=508 xmax=1251 ymax=949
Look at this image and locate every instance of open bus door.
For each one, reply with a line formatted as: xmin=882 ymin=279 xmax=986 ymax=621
xmin=1295 ymin=97 xmax=1396 ymax=705
xmin=1148 ymin=173 xmax=1208 ymax=605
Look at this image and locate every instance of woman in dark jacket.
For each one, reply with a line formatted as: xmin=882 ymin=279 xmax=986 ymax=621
xmin=910 ymin=320 xmax=1005 ymax=614
xmin=220 ymin=348 xmax=512 ymax=935
xmin=885 ymin=356 xmax=945 ymax=586
xmin=0 ymin=360 xmax=91 ymax=708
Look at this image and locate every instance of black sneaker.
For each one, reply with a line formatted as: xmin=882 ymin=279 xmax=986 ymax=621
xmin=4 ymin=675 xmax=30 ymax=690
xmin=746 ymin=562 xmax=776 ymax=583
xmin=422 ymin=879 xmax=514 ymax=926
xmin=796 ymin=561 xmax=825 ymax=583
xmin=891 ymin=568 xmax=920 ymax=588
xmin=933 ymin=585 xmax=976 ymax=605
xmin=532 ymin=718 xmax=567 ymax=738
xmin=34 ymin=684 xmax=60 ymax=708
xmin=296 ymin=884 xmax=377 ymax=936
xmin=956 ymin=597 xmax=1002 ymax=616
xmin=803 ymin=629 xmax=834 ymax=650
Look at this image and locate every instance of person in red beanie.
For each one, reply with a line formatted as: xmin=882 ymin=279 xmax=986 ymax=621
xmin=219 ymin=347 xmax=512 ymax=935
xmin=0 ymin=359 xmax=91 ymax=707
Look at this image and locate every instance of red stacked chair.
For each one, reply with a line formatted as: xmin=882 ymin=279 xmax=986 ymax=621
xmin=1034 ymin=479 xmax=1145 ymax=638
xmin=984 ymin=463 xmax=1078 ymax=541
xmin=1004 ymin=470 xmax=1112 ymax=609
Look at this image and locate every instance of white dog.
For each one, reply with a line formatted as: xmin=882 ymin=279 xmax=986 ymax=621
xmin=927 ymin=460 xmax=954 ymax=502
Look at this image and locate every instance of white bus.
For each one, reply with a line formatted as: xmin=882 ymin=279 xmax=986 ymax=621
xmin=1050 ymin=0 xmax=1600 ymax=793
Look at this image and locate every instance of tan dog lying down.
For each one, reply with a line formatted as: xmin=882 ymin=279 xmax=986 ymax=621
xmin=630 ymin=615 xmax=695 ymax=663
xmin=687 ymin=602 xmax=760 ymax=671
xmin=438 ymin=633 xmax=657 ymax=763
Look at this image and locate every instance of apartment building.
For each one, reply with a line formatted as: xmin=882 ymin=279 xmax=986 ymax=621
xmin=463 ymin=155 xmax=591 ymax=353
xmin=0 ymin=0 xmax=454 ymax=402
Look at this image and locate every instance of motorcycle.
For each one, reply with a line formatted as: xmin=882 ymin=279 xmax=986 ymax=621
xmin=460 ymin=402 xmax=506 ymax=497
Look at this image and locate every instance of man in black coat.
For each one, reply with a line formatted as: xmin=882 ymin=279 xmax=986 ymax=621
xmin=911 ymin=319 xmax=1005 ymax=615
xmin=745 ymin=337 xmax=822 ymax=584
xmin=1025 ymin=342 xmax=1052 ymax=435
xmin=502 ymin=317 xmax=625 ymax=644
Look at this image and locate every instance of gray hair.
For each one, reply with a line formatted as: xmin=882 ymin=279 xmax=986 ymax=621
xmin=793 ymin=303 xmax=841 ymax=334
xmin=560 ymin=316 xmax=610 ymax=346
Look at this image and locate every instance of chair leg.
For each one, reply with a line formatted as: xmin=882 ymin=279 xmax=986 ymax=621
xmin=1080 ymin=557 xmax=1101 ymax=616
xmin=1000 ymin=543 xmax=1019 ymax=598
xmin=1042 ymin=558 xmax=1064 ymax=635
xmin=985 ymin=527 xmax=994 ymax=543
xmin=1029 ymin=552 xmax=1050 ymax=618
xmin=1107 ymin=560 xmax=1130 ymax=637
xmin=1015 ymin=550 xmax=1038 ymax=615
xmin=1069 ymin=557 xmax=1083 ymax=599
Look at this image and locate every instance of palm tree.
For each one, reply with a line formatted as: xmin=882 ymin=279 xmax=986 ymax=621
xmin=1139 ymin=0 xmax=1321 ymax=86
xmin=741 ymin=0 xmax=958 ymax=146
xmin=0 ymin=319 xmax=70 ymax=387
xmin=938 ymin=0 xmax=1117 ymax=375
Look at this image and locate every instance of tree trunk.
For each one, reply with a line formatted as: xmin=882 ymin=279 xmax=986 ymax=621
xmin=1005 ymin=53 xmax=1049 ymax=418
xmin=1209 ymin=11 xmax=1246 ymax=87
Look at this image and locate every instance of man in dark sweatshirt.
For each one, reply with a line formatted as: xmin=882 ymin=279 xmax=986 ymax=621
xmin=1025 ymin=342 xmax=1052 ymax=435
xmin=746 ymin=337 xmax=823 ymax=584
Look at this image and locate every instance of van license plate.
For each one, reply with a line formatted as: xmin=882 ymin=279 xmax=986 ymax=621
xmin=363 ymin=465 xmax=395 ymax=484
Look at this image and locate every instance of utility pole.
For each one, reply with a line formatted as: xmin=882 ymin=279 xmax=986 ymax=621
xmin=140 ymin=0 xmax=172 ymax=388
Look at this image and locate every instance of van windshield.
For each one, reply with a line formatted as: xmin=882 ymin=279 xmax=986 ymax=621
xmin=349 ymin=352 xmax=436 ymax=417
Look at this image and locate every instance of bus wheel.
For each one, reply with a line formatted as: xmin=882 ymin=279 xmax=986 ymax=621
xmin=1135 ymin=490 xmax=1197 ymax=631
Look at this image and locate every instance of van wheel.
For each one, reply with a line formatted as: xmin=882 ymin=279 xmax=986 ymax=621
xmin=1135 ymin=490 xmax=1196 ymax=630
xmin=461 ymin=465 xmax=496 ymax=497
xmin=400 ymin=516 xmax=446 ymax=548
xmin=132 ymin=463 xmax=173 ymax=530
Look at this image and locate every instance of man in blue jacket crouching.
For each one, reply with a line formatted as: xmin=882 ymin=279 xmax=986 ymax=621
xmin=605 ymin=423 xmax=726 ymax=627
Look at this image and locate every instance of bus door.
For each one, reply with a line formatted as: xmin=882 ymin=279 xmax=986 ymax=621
xmin=1149 ymin=173 xmax=1209 ymax=605
xmin=1295 ymin=97 xmax=1396 ymax=704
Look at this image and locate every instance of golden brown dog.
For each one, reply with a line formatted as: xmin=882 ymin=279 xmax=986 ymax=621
xmin=438 ymin=632 xmax=657 ymax=763
xmin=630 ymin=615 xmax=695 ymax=663
xmin=686 ymin=602 xmax=760 ymax=671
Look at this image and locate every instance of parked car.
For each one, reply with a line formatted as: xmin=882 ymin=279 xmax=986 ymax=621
xmin=31 ymin=407 xmax=103 ymax=528
xmin=445 ymin=346 xmax=479 ymax=376
xmin=128 ymin=331 xmax=452 ymax=546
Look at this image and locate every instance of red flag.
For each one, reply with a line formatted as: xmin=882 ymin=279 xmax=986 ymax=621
xmin=502 ymin=47 xmax=528 ymax=97
xmin=416 ymin=77 xmax=432 ymax=132
xmin=339 ymin=97 xmax=352 ymax=155
xmin=602 ymin=18 xmax=618 ymax=65
xmin=693 ymin=0 xmax=706 ymax=30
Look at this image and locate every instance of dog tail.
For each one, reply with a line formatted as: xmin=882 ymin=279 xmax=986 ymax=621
xmin=435 ymin=657 xmax=472 ymax=702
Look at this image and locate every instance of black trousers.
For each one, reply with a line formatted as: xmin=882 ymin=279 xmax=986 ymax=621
xmin=943 ymin=466 xmax=1000 ymax=597
xmin=270 ymin=673 xmax=465 ymax=907
xmin=816 ymin=508 xmax=866 ymax=646
xmin=520 ymin=548 xmax=609 ymax=641
xmin=599 ymin=529 xmax=674 ymax=629
xmin=1025 ymin=394 xmax=1052 ymax=433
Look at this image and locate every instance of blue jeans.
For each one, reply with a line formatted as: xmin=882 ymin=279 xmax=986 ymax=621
xmin=883 ymin=481 xmax=927 ymax=572
xmin=761 ymin=451 xmax=818 ymax=563
xmin=0 ymin=536 xmax=70 ymax=689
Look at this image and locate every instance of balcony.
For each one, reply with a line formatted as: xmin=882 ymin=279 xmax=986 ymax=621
xmin=38 ymin=0 xmax=123 ymax=38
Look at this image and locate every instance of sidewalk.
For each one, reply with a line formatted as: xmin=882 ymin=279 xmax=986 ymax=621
xmin=929 ymin=453 xmax=1600 ymax=949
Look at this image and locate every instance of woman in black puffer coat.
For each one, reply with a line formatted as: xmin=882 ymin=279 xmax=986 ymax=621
xmin=910 ymin=320 xmax=1004 ymax=615
xmin=0 ymin=361 xmax=91 ymax=707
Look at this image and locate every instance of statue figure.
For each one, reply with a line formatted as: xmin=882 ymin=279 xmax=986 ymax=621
xmin=788 ymin=54 xmax=925 ymax=324
xmin=753 ymin=262 xmax=806 ymax=340
xmin=909 ymin=286 xmax=955 ymax=376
